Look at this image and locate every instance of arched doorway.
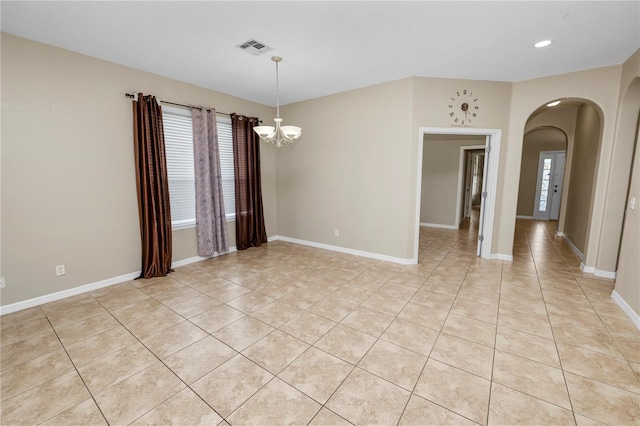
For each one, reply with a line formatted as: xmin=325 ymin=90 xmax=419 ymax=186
xmin=518 ymin=99 xmax=604 ymax=264
xmin=516 ymin=127 xmax=568 ymax=223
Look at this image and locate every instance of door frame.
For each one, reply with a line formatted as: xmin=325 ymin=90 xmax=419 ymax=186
xmin=456 ymin=145 xmax=486 ymax=228
xmin=415 ymin=127 xmax=502 ymax=262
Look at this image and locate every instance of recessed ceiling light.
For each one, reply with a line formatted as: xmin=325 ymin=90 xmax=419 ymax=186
xmin=547 ymin=100 xmax=561 ymax=107
xmin=535 ymin=40 xmax=552 ymax=48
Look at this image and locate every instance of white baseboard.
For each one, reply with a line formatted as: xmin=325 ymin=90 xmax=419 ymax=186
xmin=580 ymin=263 xmax=595 ymax=274
xmin=594 ymin=269 xmax=617 ymax=279
xmin=578 ymin=263 xmax=616 ymax=279
xmin=562 ymin=234 xmax=584 ymax=260
xmin=0 ymin=271 xmax=141 ymax=316
xmin=0 ymin=247 xmax=238 ymax=316
xmin=611 ymin=290 xmax=640 ymax=330
xmin=420 ymin=222 xmax=458 ymax=230
xmin=516 ymin=215 xmax=534 ymax=219
xmin=489 ymin=254 xmax=514 ymax=261
xmin=272 ymin=235 xmax=415 ymax=265
xmin=171 ymin=246 xmax=237 ymax=268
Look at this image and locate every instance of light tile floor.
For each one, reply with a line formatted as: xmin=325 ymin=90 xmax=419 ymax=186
xmin=1 ymin=219 xmax=639 ymax=425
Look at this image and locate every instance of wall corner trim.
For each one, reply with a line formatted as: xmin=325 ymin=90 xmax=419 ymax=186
xmin=580 ymin=263 xmax=596 ymax=273
xmin=579 ymin=263 xmax=616 ymax=279
xmin=611 ymin=290 xmax=640 ymax=330
xmin=270 ymin=235 xmax=416 ymax=265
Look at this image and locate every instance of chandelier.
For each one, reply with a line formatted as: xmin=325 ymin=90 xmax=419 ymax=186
xmin=253 ymin=56 xmax=302 ymax=147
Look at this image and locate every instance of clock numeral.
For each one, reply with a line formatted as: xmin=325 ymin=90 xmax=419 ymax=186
xmin=474 ymin=98 xmax=478 ymax=102
xmin=468 ymin=119 xmax=472 ymax=123
xmin=451 ymin=97 xmax=455 ymax=101
xmin=454 ymin=118 xmax=459 ymax=123
xmin=449 ymin=112 xmax=454 ymax=117
xmin=474 ymin=106 xmax=479 ymax=110
xmin=448 ymin=105 xmax=453 ymax=108
xmin=472 ymin=113 xmax=477 ymax=117
xmin=456 ymin=91 xmax=460 ymax=96
xmin=463 ymin=89 xmax=467 ymax=95
xmin=461 ymin=120 xmax=465 ymax=125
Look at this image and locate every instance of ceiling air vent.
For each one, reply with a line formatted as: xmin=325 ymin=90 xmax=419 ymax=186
xmin=236 ymin=39 xmax=273 ymax=56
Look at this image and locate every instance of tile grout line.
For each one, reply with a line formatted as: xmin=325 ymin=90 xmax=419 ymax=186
xmin=528 ymin=220 xmax=578 ymax=422
xmin=38 ymin=315 xmax=111 ymax=426
xmin=395 ymin=228 xmax=482 ymax=426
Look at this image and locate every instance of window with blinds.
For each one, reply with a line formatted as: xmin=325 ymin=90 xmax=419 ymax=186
xmin=217 ymin=117 xmax=236 ymax=220
xmin=162 ymin=105 xmax=236 ymax=230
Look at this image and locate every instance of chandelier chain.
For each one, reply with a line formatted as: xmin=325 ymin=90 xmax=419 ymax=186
xmin=275 ymin=60 xmax=280 ymax=118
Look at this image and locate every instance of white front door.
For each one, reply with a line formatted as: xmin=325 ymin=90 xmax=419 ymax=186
xmin=534 ymin=151 xmax=566 ymax=220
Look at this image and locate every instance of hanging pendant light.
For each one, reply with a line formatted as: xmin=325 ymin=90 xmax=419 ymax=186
xmin=253 ymin=56 xmax=302 ymax=148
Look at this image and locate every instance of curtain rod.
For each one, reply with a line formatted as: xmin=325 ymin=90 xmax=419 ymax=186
xmin=125 ymin=93 xmax=236 ymax=118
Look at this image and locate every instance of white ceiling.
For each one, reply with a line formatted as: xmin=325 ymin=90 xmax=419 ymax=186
xmin=2 ymin=1 xmax=638 ymax=106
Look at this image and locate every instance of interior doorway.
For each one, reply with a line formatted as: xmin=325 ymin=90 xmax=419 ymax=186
xmin=459 ymin=148 xmax=486 ymax=226
xmin=533 ymin=151 xmax=566 ymax=221
xmin=415 ymin=127 xmax=502 ymax=262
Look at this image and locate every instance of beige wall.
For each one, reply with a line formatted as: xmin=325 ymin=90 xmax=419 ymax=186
xmin=410 ymin=78 xmax=513 ymax=257
xmin=615 ymin=119 xmax=639 ymax=317
xmin=563 ymin=104 xmax=602 ymax=254
xmin=277 ymin=76 xmax=513 ymax=260
xmin=517 ymin=129 xmax=567 ymax=217
xmin=613 ymin=50 xmax=640 ymax=317
xmin=598 ymin=50 xmax=640 ymax=273
xmin=277 ymin=78 xmax=415 ymax=259
xmin=421 ymin=136 xmax=485 ymax=226
xmin=1 ymin=34 xmax=276 ymax=306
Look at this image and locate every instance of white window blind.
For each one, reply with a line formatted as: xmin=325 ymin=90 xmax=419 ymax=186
xmin=162 ymin=105 xmax=236 ymax=230
xmin=163 ymin=106 xmax=195 ymax=230
xmin=217 ymin=117 xmax=236 ymax=220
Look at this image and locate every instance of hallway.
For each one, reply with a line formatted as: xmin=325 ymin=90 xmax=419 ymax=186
xmin=1 ymin=220 xmax=639 ymax=425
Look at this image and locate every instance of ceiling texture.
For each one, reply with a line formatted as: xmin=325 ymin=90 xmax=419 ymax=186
xmin=1 ymin=1 xmax=639 ymax=106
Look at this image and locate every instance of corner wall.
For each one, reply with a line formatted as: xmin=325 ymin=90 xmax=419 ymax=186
xmin=612 ymin=49 xmax=640 ymax=324
xmin=1 ymin=33 xmax=276 ymax=306
xmin=563 ymin=104 xmax=602 ymax=254
xmin=277 ymin=78 xmax=415 ymax=260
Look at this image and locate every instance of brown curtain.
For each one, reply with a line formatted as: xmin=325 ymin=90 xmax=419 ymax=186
xmin=230 ymin=114 xmax=268 ymax=250
xmin=132 ymin=93 xmax=173 ymax=278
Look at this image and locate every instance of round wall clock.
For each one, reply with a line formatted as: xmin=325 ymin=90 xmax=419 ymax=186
xmin=448 ymin=89 xmax=479 ymax=126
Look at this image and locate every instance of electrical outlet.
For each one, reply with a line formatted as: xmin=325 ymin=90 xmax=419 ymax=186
xmin=55 ymin=265 xmax=66 ymax=276
xmin=334 ymin=229 xmax=340 ymax=237
xmin=0 ymin=277 xmax=5 ymax=289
